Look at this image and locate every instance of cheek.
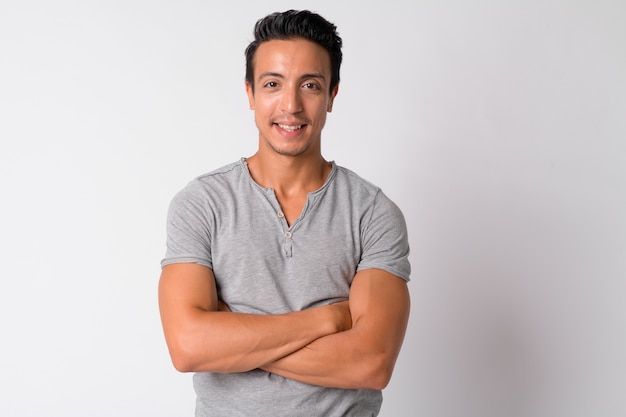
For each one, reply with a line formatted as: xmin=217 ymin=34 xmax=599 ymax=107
xmin=255 ymin=96 xmax=279 ymax=114
xmin=254 ymin=102 xmax=278 ymax=129
xmin=252 ymin=101 xmax=269 ymax=119
xmin=314 ymin=104 xmax=330 ymax=123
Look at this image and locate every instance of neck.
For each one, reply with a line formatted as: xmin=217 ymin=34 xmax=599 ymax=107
xmin=245 ymin=151 xmax=332 ymax=196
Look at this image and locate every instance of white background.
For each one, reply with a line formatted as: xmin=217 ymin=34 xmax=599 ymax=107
xmin=1 ymin=1 xmax=625 ymax=416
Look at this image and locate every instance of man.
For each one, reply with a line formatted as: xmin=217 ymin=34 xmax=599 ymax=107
xmin=159 ymin=10 xmax=411 ymax=417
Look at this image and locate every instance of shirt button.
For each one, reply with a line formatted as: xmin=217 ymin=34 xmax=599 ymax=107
xmin=284 ymin=231 xmax=292 ymax=239
xmin=277 ymin=212 xmax=285 ymax=218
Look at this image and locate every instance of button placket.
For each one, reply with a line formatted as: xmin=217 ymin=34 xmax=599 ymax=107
xmin=283 ymin=230 xmax=293 ymax=257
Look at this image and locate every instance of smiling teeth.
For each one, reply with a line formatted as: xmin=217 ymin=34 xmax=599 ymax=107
xmin=278 ymin=124 xmax=302 ymax=132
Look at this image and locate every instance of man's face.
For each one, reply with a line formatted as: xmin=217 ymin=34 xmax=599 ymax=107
xmin=246 ymin=38 xmax=338 ymax=158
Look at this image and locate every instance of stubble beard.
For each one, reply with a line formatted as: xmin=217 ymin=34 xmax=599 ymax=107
xmin=261 ymin=132 xmax=316 ymax=158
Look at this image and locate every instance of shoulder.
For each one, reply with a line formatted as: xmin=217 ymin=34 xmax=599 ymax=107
xmin=172 ymin=160 xmax=246 ymax=203
xmin=331 ymin=164 xmax=401 ymax=211
xmin=331 ymin=164 xmax=407 ymax=229
xmin=192 ymin=160 xmax=246 ymax=190
xmin=333 ymin=164 xmax=379 ymax=189
xmin=331 ymin=164 xmax=381 ymax=198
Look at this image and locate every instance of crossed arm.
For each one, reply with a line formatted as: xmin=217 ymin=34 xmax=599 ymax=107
xmin=158 ymin=263 xmax=410 ymax=390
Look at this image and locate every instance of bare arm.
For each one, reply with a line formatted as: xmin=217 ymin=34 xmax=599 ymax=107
xmin=158 ymin=263 xmax=351 ymax=373
xmin=260 ymin=268 xmax=410 ymax=390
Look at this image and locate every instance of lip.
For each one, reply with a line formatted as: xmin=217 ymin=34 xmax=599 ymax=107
xmin=273 ymin=122 xmax=307 ymax=137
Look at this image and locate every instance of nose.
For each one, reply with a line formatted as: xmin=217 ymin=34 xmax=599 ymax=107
xmin=279 ymin=85 xmax=303 ymax=114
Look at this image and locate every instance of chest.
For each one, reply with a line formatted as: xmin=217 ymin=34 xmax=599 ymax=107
xmin=209 ymin=189 xmax=363 ymax=313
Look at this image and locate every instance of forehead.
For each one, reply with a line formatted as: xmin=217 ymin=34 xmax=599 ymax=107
xmin=253 ymin=38 xmax=331 ymax=78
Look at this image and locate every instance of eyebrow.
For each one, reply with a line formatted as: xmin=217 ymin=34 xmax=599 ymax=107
xmin=257 ymin=72 xmax=327 ymax=82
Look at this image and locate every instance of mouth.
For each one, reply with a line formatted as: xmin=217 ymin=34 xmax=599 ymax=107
xmin=275 ymin=123 xmax=305 ymax=133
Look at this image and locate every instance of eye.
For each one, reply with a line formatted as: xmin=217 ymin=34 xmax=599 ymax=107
xmin=303 ymin=82 xmax=320 ymax=90
xmin=264 ymin=81 xmax=278 ymax=88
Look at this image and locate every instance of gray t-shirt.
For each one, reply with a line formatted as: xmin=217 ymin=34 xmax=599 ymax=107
xmin=162 ymin=158 xmax=410 ymax=417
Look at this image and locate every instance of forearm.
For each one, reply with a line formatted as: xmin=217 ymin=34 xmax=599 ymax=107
xmin=164 ymin=304 xmax=347 ymax=374
xmin=159 ymin=264 xmax=352 ymax=374
xmin=261 ymin=269 xmax=410 ymax=390
xmin=261 ymin=324 xmax=394 ymax=390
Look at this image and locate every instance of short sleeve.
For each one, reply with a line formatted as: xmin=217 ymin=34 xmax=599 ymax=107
xmin=161 ymin=182 xmax=213 ymax=269
xmin=357 ymin=190 xmax=411 ymax=282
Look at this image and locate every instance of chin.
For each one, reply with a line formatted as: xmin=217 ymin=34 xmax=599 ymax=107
xmin=273 ymin=146 xmax=310 ymax=157
xmin=266 ymin=139 xmax=314 ymax=157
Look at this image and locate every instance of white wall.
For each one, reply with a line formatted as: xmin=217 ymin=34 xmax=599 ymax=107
xmin=1 ymin=1 xmax=625 ymax=416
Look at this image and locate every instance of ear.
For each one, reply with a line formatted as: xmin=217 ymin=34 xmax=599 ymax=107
xmin=327 ymin=84 xmax=339 ymax=112
xmin=245 ymin=81 xmax=255 ymax=110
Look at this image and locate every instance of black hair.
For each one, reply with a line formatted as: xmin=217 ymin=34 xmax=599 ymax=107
xmin=244 ymin=10 xmax=343 ymax=93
